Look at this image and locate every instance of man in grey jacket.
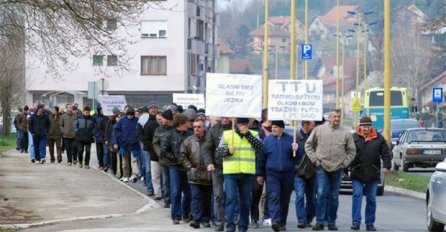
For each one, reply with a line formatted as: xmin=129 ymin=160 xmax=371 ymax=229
xmin=305 ymin=108 xmax=356 ymax=231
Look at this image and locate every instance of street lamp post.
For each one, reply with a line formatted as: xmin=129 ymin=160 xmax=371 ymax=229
xmin=262 ymin=0 xmax=269 ymax=108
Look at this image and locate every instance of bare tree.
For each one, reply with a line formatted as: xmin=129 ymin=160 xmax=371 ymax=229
xmin=391 ymin=24 xmax=435 ymax=109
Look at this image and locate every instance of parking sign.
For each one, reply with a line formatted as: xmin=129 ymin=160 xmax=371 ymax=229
xmin=301 ymin=44 xmax=312 ymax=60
xmin=433 ymin=87 xmax=443 ymax=103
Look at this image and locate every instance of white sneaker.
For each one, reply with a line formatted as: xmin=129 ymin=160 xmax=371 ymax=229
xmin=122 ymin=177 xmax=129 ymax=182
xmin=263 ymin=218 xmax=272 ymax=226
xmin=141 ymin=176 xmax=144 ymax=181
xmin=40 ymin=159 xmax=45 ymax=164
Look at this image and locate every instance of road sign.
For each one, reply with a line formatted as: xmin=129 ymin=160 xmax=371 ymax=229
xmin=301 ymin=44 xmax=312 ymax=60
xmin=96 ymin=78 xmax=109 ymax=95
xmin=352 ymin=98 xmax=362 ymax=112
xmin=432 ymin=87 xmax=443 ymax=103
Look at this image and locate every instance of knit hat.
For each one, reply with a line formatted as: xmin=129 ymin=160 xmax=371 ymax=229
xmin=177 ymin=105 xmax=184 ymax=113
xmin=126 ymin=107 xmax=135 ymax=115
xmin=271 ymin=120 xmax=285 ymax=128
xmin=161 ymin=110 xmax=174 ymax=121
xmin=147 ymin=101 xmax=158 ymax=109
xmin=188 ymin=105 xmax=198 ymax=112
xmin=236 ymin=118 xmax=249 ymax=124
xmin=359 ymin=116 xmax=373 ymax=126
xmin=197 ymin=108 xmax=205 ymax=116
xmin=37 ymin=104 xmax=44 ymax=111
xmin=183 ymin=108 xmax=197 ymax=121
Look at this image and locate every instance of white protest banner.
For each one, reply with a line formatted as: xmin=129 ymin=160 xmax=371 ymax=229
xmin=97 ymin=95 xmax=127 ymax=116
xmin=206 ymin=73 xmax=262 ymax=118
xmin=173 ymin=93 xmax=205 ymax=109
xmin=268 ymin=80 xmax=323 ymax=121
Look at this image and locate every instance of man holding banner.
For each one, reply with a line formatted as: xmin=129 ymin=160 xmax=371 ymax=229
xmin=217 ymin=118 xmax=263 ymax=232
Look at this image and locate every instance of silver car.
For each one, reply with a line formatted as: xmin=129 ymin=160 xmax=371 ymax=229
xmin=392 ymin=128 xmax=446 ymax=172
xmin=426 ymin=158 xmax=446 ymax=231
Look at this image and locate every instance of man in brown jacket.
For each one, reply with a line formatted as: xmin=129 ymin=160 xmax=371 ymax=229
xmin=305 ymin=108 xmax=356 ymax=231
xmin=59 ymin=104 xmax=78 ymax=166
xmin=180 ymin=118 xmax=212 ymax=229
xmin=48 ymin=106 xmax=63 ymax=163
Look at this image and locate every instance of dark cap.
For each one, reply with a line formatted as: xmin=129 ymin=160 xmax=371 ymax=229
xmin=161 ymin=110 xmax=174 ymax=121
xmin=37 ymin=104 xmax=44 ymax=111
xmin=126 ymin=107 xmax=135 ymax=115
xmin=197 ymin=108 xmax=205 ymax=116
xmin=147 ymin=101 xmax=158 ymax=109
xmin=359 ymin=116 xmax=373 ymax=126
xmin=271 ymin=120 xmax=285 ymax=128
xmin=236 ymin=118 xmax=249 ymax=124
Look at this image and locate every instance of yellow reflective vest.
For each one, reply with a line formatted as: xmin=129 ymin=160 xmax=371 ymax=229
xmin=222 ymin=130 xmax=257 ymax=174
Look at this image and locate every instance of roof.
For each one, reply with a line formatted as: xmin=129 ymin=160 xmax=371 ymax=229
xmin=218 ymin=39 xmax=233 ymax=55
xmin=420 ymin=70 xmax=446 ymax=92
xmin=318 ymin=5 xmax=359 ymax=27
xmin=270 ymin=16 xmax=291 ymax=25
xmin=250 ymin=24 xmax=289 ymax=37
xmin=229 ymin=59 xmax=254 ymax=74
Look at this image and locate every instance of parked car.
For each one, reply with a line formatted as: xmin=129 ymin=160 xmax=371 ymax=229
xmin=426 ymin=158 xmax=446 ymax=231
xmin=392 ymin=128 xmax=446 ymax=172
xmin=341 ymin=168 xmax=385 ymax=196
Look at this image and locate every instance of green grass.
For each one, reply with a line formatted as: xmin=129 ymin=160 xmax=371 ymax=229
xmin=0 ymin=228 xmax=17 ymax=232
xmin=0 ymin=133 xmax=16 ymax=154
xmin=385 ymin=171 xmax=431 ymax=193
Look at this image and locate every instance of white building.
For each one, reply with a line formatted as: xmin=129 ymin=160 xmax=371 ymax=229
xmin=26 ymin=0 xmax=217 ymax=108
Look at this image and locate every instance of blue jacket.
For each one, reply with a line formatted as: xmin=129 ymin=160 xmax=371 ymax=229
xmin=257 ymin=132 xmax=297 ymax=176
xmin=114 ymin=116 xmax=139 ymax=150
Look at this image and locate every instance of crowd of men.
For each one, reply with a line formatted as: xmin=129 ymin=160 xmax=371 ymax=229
xmin=13 ymin=103 xmax=392 ymax=232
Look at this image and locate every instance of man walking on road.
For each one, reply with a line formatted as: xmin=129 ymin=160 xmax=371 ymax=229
xmin=180 ymin=118 xmax=212 ymax=229
xmin=217 ymin=118 xmax=263 ymax=232
xmin=74 ymin=106 xmax=95 ymax=169
xmin=29 ymin=104 xmax=51 ymax=164
xmin=305 ymin=109 xmax=356 ymax=231
xmin=257 ymin=120 xmax=298 ymax=232
xmin=350 ymin=116 xmax=392 ymax=231
xmin=60 ymin=104 xmax=78 ymax=166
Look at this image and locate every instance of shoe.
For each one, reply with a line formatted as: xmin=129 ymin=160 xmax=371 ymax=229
xmin=50 ymin=159 xmax=55 ymax=163
xmin=31 ymin=159 xmax=35 ymax=163
xmin=84 ymin=165 xmax=90 ymax=169
xmin=68 ymin=162 xmax=72 ymax=166
xmin=190 ymin=221 xmax=200 ymax=228
xmin=79 ymin=163 xmax=83 ymax=168
xmin=147 ymin=191 xmax=154 ymax=196
xmin=141 ymin=176 xmax=144 ymax=181
xmin=201 ymin=221 xmax=211 ymax=227
xmin=103 ymin=167 xmax=109 ymax=172
xmin=263 ymin=218 xmax=272 ymax=226
xmin=123 ymin=177 xmax=129 ymax=182
xmin=351 ymin=223 xmax=360 ymax=230
xmin=328 ymin=224 xmax=338 ymax=231
xmin=173 ymin=219 xmax=180 ymax=225
xmin=226 ymin=228 xmax=236 ymax=232
xmin=307 ymin=223 xmax=313 ymax=228
xmin=366 ymin=225 xmax=377 ymax=231
xmin=272 ymin=222 xmax=281 ymax=232
xmin=252 ymin=221 xmax=259 ymax=229
xmin=183 ymin=215 xmax=191 ymax=223
xmin=297 ymin=223 xmax=307 ymax=229
xmin=215 ymin=222 xmax=224 ymax=231
xmin=163 ymin=203 xmax=170 ymax=208
xmin=20 ymin=150 xmax=24 ymax=153
xmin=312 ymin=224 xmax=324 ymax=231
xmin=130 ymin=175 xmax=138 ymax=183
xmin=154 ymin=196 xmax=162 ymax=200
xmin=280 ymin=226 xmax=287 ymax=231
xmin=40 ymin=159 xmax=45 ymax=164
xmin=58 ymin=160 xmax=62 ymax=163
xmin=73 ymin=160 xmax=77 ymax=165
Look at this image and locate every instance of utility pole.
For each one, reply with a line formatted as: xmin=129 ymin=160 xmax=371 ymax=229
xmin=384 ymin=0 xmax=391 ymax=143
xmin=262 ymin=0 xmax=269 ymax=108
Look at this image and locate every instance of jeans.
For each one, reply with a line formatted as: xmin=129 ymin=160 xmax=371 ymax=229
xmin=190 ymin=184 xmax=212 ymax=223
xmin=267 ymin=171 xmax=294 ymax=227
xmin=33 ymin=134 xmax=47 ymax=161
xmin=142 ymin=150 xmax=154 ymax=193
xmin=96 ymin=142 xmax=104 ymax=167
xmin=160 ymin=164 xmax=171 ymax=205
xmin=212 ymin=168 xmax=225 ymax=224
xmin=314 ymin=166 xmax=343 ymax=225
xmin=28 ymin=130 xmax=35 ymax=160
xmin=77 ymin=142 xmax=91 ymax=165
xmin=294 ymin=176 xmax=316 ymax=224
xmin=16 ymin=129 xmax=21 ymax=149
xmin=224 ymin=174 xmax=253 ymax=232
xmin=103 ymin=143 xmax=110 ymax=169
xmin=352 ymin=180 xmax=378 ymax=225
xmin=170 ymin=168 xmax=191 ymax=220
xmin=63 ymin=138 xmax=76 ymax=163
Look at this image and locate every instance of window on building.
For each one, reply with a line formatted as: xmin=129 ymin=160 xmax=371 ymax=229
xmin=190 ymin=54 xmax=196 ymax=75
xmin=282 ymin=38 xmax=287 ymax=42
xmin=196 ymin=20 xmax=204 ymax=40
xmin=141 ymin=20 xmax=167 ymax=38
xmin=106 ymin=18 xmax=117 ymax=30
xmin=93 ymin=55 xmax=104 ymax=66
xmin=141 ymin=56 xmax=167 ymax=75
xmin=107 ymin=55 xmax=118 ymax=66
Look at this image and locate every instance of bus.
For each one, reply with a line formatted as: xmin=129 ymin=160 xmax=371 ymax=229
xmin=361 ymin=87 xmax=410 ymax=130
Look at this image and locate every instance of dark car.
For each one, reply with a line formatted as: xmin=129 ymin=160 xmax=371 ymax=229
xmin=426 ymin=158 xmax=446 ymax=231
xmin=392 ymin=128 xmax=446 ymax=172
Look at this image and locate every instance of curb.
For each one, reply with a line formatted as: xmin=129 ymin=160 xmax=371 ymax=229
xmin=385 ymin=185 xmax=425 ymax=200
xmin=0 ymin=155 xmax=158 ymax=230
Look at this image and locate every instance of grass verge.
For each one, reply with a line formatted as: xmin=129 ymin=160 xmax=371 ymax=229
xmin=0 ymin=133 xmax=16 ymax=154
xmin=0 ymin=228 xmax=17 ymax=232
xmin=385 ymin=171 xmax=431 ymax=193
